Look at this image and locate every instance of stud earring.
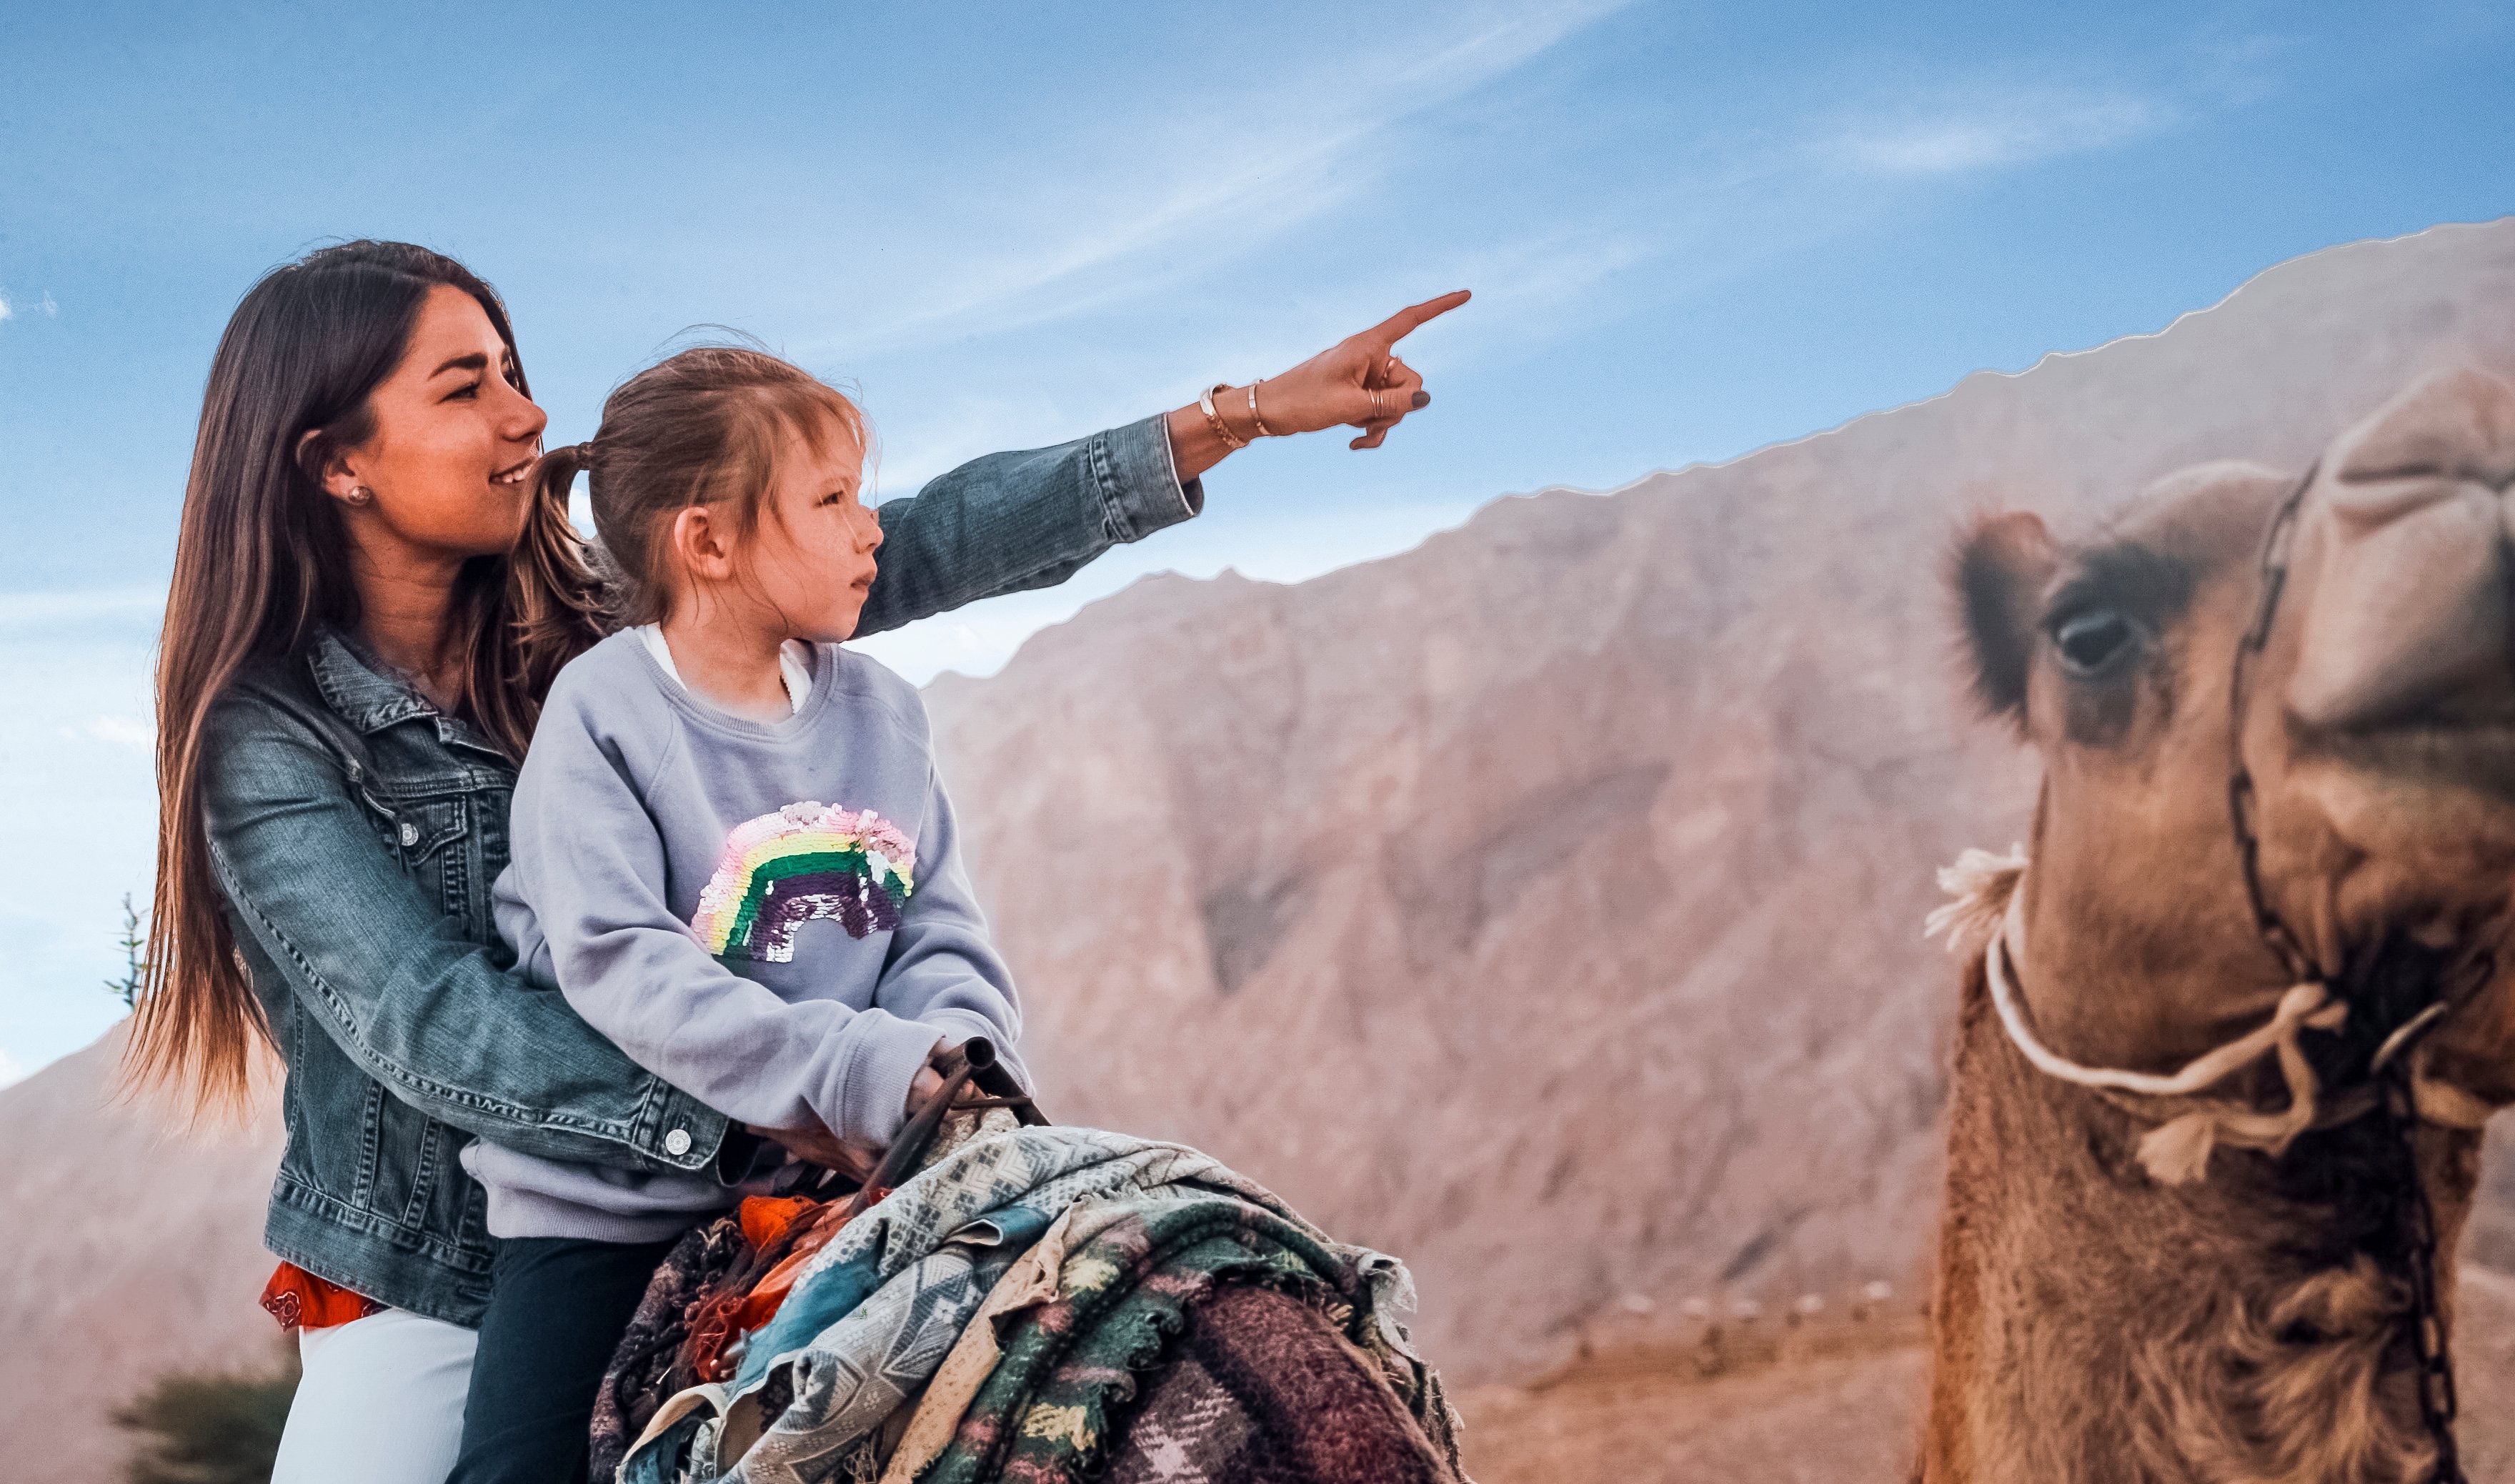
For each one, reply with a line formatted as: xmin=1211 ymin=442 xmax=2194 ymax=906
xmin=345 ymin=485 xmax=374 ymax=506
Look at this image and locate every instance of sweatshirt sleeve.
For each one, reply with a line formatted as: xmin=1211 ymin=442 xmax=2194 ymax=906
xmin=504 ymin=691 xmax=942 ymax=1145
xmin=873 ymin=767 xmax=1030 ymax=1097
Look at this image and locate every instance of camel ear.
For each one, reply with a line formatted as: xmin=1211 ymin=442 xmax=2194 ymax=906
xmin=1951 ymin=512 xmax=2058 ymax=722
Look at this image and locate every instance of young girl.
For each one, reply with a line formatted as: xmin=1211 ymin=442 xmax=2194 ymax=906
xmin=447 ymin=347 xmax=1016 ymax=1483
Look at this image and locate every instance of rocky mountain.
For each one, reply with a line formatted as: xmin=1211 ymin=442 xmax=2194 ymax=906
xmin=0 ymin=1027 xmax=287 ymax=1480
xmin=920 ymin=217 xmax=2515 ymax=1382
xmin=5 ymin=216 xmax=2514 ymax=1477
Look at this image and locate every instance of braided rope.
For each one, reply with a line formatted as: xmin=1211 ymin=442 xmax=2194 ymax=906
xmin=1926 ymin=847 xmax=2487 ymax=1185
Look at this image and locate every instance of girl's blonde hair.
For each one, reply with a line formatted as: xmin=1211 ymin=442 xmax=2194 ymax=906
xmin=527 ymin=346 xmax=869 ymax=625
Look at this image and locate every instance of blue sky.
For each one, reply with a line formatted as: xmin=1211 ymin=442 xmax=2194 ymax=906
xmin=1 ymin=0 xmax=2509 ymax=1081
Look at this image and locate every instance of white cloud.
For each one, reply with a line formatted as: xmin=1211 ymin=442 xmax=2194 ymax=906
xmin=0 ymin=627 xmax=161 ymax=1076
xmin=0 ymin=1046 xmax=22 ymax=1089
xmin=1414 ymin=229 xmax=1654 ymax=341
xmin=61 ymin=715 xmax=154 ymax=748
xmin=802 ymin=0 xmax=1637 ymax=360
xmin=0 ymin=586 xmax=164 ymax=632
xmin=0 ymin=287 xmax=63 ymax=322
xmin=1828 ymin=88 xmax=2176 ymax=176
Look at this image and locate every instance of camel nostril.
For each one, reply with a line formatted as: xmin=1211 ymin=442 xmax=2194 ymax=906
xmin=2289 ymin=491 xmax=2515 ymax=734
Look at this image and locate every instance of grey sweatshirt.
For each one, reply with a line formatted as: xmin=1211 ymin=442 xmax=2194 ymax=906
xmin=459 ymin=629 xmax=1025 ymax=1242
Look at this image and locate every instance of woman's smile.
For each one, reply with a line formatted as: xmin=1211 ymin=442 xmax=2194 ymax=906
xmin=151 ymin=236 xmax=1463 ymax=1484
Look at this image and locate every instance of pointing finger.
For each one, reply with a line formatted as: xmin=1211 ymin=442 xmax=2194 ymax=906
xmin=1362 ymin=289 xmax=1471 ymax=349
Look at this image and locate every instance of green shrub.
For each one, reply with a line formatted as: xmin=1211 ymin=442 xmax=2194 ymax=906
xmin=112 ymin=1349 xmax=299 ymax=1484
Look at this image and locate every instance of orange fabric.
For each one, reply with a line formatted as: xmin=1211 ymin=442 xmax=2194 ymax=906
xmin=260 ymin=1262 xmax=384 ymax=1330
xmin=737 ymin=1195 xmax=818 ymax=1253
xmin=683 ymin=1190 xmax=885 ymax=1383
xmin=728 ymin=1200 xmax=867 ymax=1335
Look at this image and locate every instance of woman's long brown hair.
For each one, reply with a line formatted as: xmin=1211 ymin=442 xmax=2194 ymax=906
xmin=129 ymin=241 xmax=605 ymax=1116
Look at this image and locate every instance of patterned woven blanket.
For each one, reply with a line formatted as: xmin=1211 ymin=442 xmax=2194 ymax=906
xmin=915 ymin=1199 xmax=1463 ymax=1484
xmin=594 ymin=1216 xmax=751 ymax=1475
xmin=1103 ymin=1285 xmax=1458 ymax=1484
xmin=612 ymin=1127 xmax=1457 ymax=1484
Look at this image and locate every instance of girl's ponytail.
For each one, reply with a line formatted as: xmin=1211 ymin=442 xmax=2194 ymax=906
xmin=576 ymin=347 xmax=867 ymax=628
xmin=463 ymin=442 xmax=608 ymax=759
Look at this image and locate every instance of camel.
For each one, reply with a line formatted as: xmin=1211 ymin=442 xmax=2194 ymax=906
xmin=1925 ymin=364 xmax=2515 ymax=1483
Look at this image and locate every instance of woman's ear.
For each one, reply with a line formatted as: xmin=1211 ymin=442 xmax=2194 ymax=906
xmin=1950 ymin=510 xmax=2058 ymax=727
xmin=296 ymin=429 xmax=368 ymax=507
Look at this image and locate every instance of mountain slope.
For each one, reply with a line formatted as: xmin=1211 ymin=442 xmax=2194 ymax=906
xmin=0 ymin=1027 xmax=284 ymax=1480
xmin=5 ymin=220 xmax=2513 ymax=1476
xmin=922 ymin=218 xmax=2515 ymax=1380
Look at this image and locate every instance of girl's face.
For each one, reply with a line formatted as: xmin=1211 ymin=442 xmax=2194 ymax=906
xmin=744 ymin=415 xmax=882 ymax=642
xmin=329 ymin=284 xmax=549 ymax=562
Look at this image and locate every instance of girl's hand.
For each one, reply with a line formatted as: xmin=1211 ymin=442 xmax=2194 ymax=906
xmin=905 ymin=1061 xmax=948 ymax=1116
xmin=749 ymin=1120 xmax=881 ymax=1182
xmin=752 ymin=1045 xmax=951 ymax=1177
xmin=1165 ymin=290 xmax=1471 ymax=477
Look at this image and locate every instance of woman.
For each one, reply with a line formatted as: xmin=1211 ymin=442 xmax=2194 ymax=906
xmin=130 ymin=239 xmax=1461 ymax=1484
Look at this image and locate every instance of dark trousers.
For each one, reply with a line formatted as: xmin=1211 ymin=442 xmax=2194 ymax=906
xmin=446 ymin=1235 xmax=679 ymax=1484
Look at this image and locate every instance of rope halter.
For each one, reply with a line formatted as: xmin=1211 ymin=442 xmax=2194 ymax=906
xmin=1926 ymin=846 xmax=2491 ymax=1185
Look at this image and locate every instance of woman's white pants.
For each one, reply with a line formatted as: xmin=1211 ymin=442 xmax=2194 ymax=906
xmin=268 ymin=1308 xmax=477 ymax=1484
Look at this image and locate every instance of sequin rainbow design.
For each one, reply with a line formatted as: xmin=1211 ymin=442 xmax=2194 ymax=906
xmin=690 ymin=802 xmax=918 ymax=962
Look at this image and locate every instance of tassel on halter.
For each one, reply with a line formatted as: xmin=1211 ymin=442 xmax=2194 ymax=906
xmin=1923 ymin=846 xmax=2028 ymax=955
xmin=1925 ymin=847 xmax=2486 ymax=1185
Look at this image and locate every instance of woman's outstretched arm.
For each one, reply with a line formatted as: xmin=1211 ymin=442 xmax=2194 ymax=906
xmin=855 ymin=415 xmax=1194 ymax=636
xmin=854 ymin=291 xmax=1468 ymax=637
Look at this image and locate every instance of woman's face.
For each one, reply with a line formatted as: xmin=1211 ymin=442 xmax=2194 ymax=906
xmin=330 ymin=284 xmax=548 ymax=562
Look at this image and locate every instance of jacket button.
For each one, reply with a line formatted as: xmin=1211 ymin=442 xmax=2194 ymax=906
xmin=398 ymin=822 xmax=419 ymax=847
xmin=664 ymin=1128 xmax=692 ymax=1157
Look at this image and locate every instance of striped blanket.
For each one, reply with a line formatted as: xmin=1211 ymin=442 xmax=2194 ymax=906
xmin=609 ymin=1127 xmax=1460 ymax=1484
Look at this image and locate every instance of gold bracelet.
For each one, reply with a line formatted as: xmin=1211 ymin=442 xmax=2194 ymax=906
xmin=1247 ymin=379 xmax=1278 ymax=439
xmin=1197 ymin=383 xmax=1248 ymax=451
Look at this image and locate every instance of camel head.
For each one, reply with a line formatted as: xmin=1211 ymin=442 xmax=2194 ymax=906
xmin=1928 ymin=367 xmax=2515 ymax=1483
xmin=1954 ymin=364 xmax=2515 ymax=1108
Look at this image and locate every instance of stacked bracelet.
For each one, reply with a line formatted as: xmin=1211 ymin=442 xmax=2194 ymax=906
xmin=1247 ymin=379 xmax=1278 ymax=439
xmin=1197 ymin=383 xmax=1248 ymax=451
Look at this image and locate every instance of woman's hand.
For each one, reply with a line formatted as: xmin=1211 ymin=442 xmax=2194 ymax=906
xmin=1165 ymin=290 xmax=1470 ymax=479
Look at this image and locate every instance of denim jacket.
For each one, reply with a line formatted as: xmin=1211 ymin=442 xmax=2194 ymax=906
xmin=199 ymin=416 xmax=1197 ymax=1326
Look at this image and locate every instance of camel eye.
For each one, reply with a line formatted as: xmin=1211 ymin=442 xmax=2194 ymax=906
xmin=2052 ymin=608 xmax=2136 ymax=676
